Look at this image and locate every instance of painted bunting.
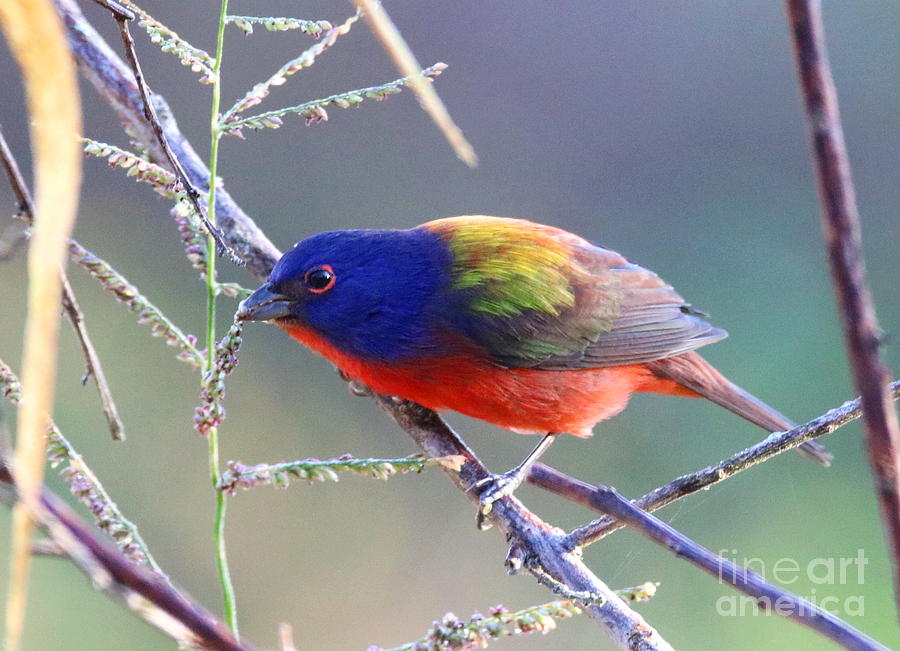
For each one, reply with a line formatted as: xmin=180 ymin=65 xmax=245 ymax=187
xmin=238 ymin=216 xmax=831 ymax=522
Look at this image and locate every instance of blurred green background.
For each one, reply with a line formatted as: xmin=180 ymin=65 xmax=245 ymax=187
xmin=2 ymin=1 xmax=899 ymax=649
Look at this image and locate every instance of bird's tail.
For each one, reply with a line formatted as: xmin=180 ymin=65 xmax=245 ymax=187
xmin=645 ymin=351 xmax=833 ymax=467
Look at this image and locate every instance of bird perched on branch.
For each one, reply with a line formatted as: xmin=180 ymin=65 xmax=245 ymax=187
xmin=238 ymin=216 xmax=831 ymax=526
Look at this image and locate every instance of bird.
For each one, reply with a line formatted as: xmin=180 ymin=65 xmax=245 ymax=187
xmin=238 ymin=215 xmax=831 ymax=525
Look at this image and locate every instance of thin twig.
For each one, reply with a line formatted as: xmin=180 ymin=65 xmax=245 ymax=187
xmin=0 ymin=122 xmax=30 ymax=260
xmin=0 ymin=127 xmax=31 ymax=217
xmin=94 ymin=3 xmax=241 ymax=265
xmin=0 ymin=456 xmax=255 ymax=651
xmin=223 ymin=63 xmax=447 ymax=135
xmin=89 ymin=0 xmax=133 ymax=21
xmin=57 ymin=0 xmax=280 ymax=278
xmin=0 ymin=126 xmax=125 ymax=440
xmin=60 ymin=278 xmax=124 ymax=440
xmin=533 ymin=469 xmax=889 ymax=651
xmin=30 ymin=538 xmax=66 ymax=557
xmin=552 ymin=381 xmax=900 ymax=547
xmin=351 ymin=0 xmax=477 ymax=167
xmin=787 ymin=0 xmax=900 ymax=614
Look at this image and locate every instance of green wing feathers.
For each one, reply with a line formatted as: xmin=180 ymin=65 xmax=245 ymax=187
xmin=424 ymin=216 xmax=727 ymax=369
xmin=440 ymin=218 xmax=580 ymax=318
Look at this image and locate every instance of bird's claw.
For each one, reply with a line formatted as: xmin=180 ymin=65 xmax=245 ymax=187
xmin=473 ymin=470 xmax=523 ymax=530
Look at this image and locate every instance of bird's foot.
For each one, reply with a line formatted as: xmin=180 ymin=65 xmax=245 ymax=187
xmin=473 ymin=468 xmax=527 ymax=531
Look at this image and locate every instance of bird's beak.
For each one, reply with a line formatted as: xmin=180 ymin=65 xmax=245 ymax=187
xmin=237 ymin=283 xmax=293 ymax=322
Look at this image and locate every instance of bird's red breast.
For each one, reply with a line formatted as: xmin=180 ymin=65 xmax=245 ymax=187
xmin=280 ymin=321 xmax=697 ymax=437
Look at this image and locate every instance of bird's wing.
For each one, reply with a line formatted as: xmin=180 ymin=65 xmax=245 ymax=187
xmin=423 ymin=216 xmax=727 ymax=369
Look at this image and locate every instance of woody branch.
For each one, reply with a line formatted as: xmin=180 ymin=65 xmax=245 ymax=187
xmin=534 ymin=380 xmax=900 ymax=547
xmin=0 ymin=458 xmax=252 ymax=651
xmin=786 ymin=0 xmax=900 ymax=614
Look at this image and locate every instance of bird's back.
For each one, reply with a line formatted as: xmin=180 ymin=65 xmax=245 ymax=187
xmin=421 ymin=215 xmax=727 ymax=371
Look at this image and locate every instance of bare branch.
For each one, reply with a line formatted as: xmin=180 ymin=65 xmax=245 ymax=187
xmin=369 ymin=397 xmax=673 ymax=651
xmin=787 ymin=0 xmax=900 ymax=612
xmin=550 ymin=381 xmax=900 ymax=547
xmin=89 ymin=0 xmax=133 ymax=21
xmin=0 ymin=457 xmax=255 ymax=651
xmin=0 ymin=127 xmax=32 ymax=217
xmin=30 ymin=538 xmax=66 ymax=557
xmin=60 ymin=278 xmax=125 ymax=440
xmin=530 ymin=468 xmax=889 ymax=651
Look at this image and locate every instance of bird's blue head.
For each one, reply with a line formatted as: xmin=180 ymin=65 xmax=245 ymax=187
xmin=238 ymin=228 xmax=453 ymax=362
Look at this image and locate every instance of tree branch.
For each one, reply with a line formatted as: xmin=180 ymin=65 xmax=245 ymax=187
xmin=0 ymin=457 xmax=254 ymax=651
xmin=371 ymin=397 xmax=677 ymax=650
xmin=787 ymin=0 xmax=900 ymax=613
xmin=543 ymin=380 xmax=900 ymax=546
xmin=527 ymin=467 xmax=889 ymax=651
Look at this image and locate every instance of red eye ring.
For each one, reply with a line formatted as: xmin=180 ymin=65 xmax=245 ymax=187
xmin=304 ymin=264 xmax=335 ymax=294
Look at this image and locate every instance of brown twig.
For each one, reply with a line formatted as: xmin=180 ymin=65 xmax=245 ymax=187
xmin=787 ymin=0 xmax=900 ymax=614
xmin=0 ymin=457 xmax=255 ymax=651
xmin=547 ymin=381 xmax=900 ymax=547
xmin=0 ymin=127 xmax=31 ymax=217
xmin=61 ymin=278 xmax=124 ymax=439
xmin=92 ymin=5 xmax=242 ymax=265
xmin=530 ymin=467 xmax=888 ymax=651
xmin=0 ymin=126 xmax=125 ymax=441
xmin=89 ymin=0 xmax=132 ymax=21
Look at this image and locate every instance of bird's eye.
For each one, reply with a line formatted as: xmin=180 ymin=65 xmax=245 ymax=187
xmin=304 ymin=265 xmax=335 ymax=294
